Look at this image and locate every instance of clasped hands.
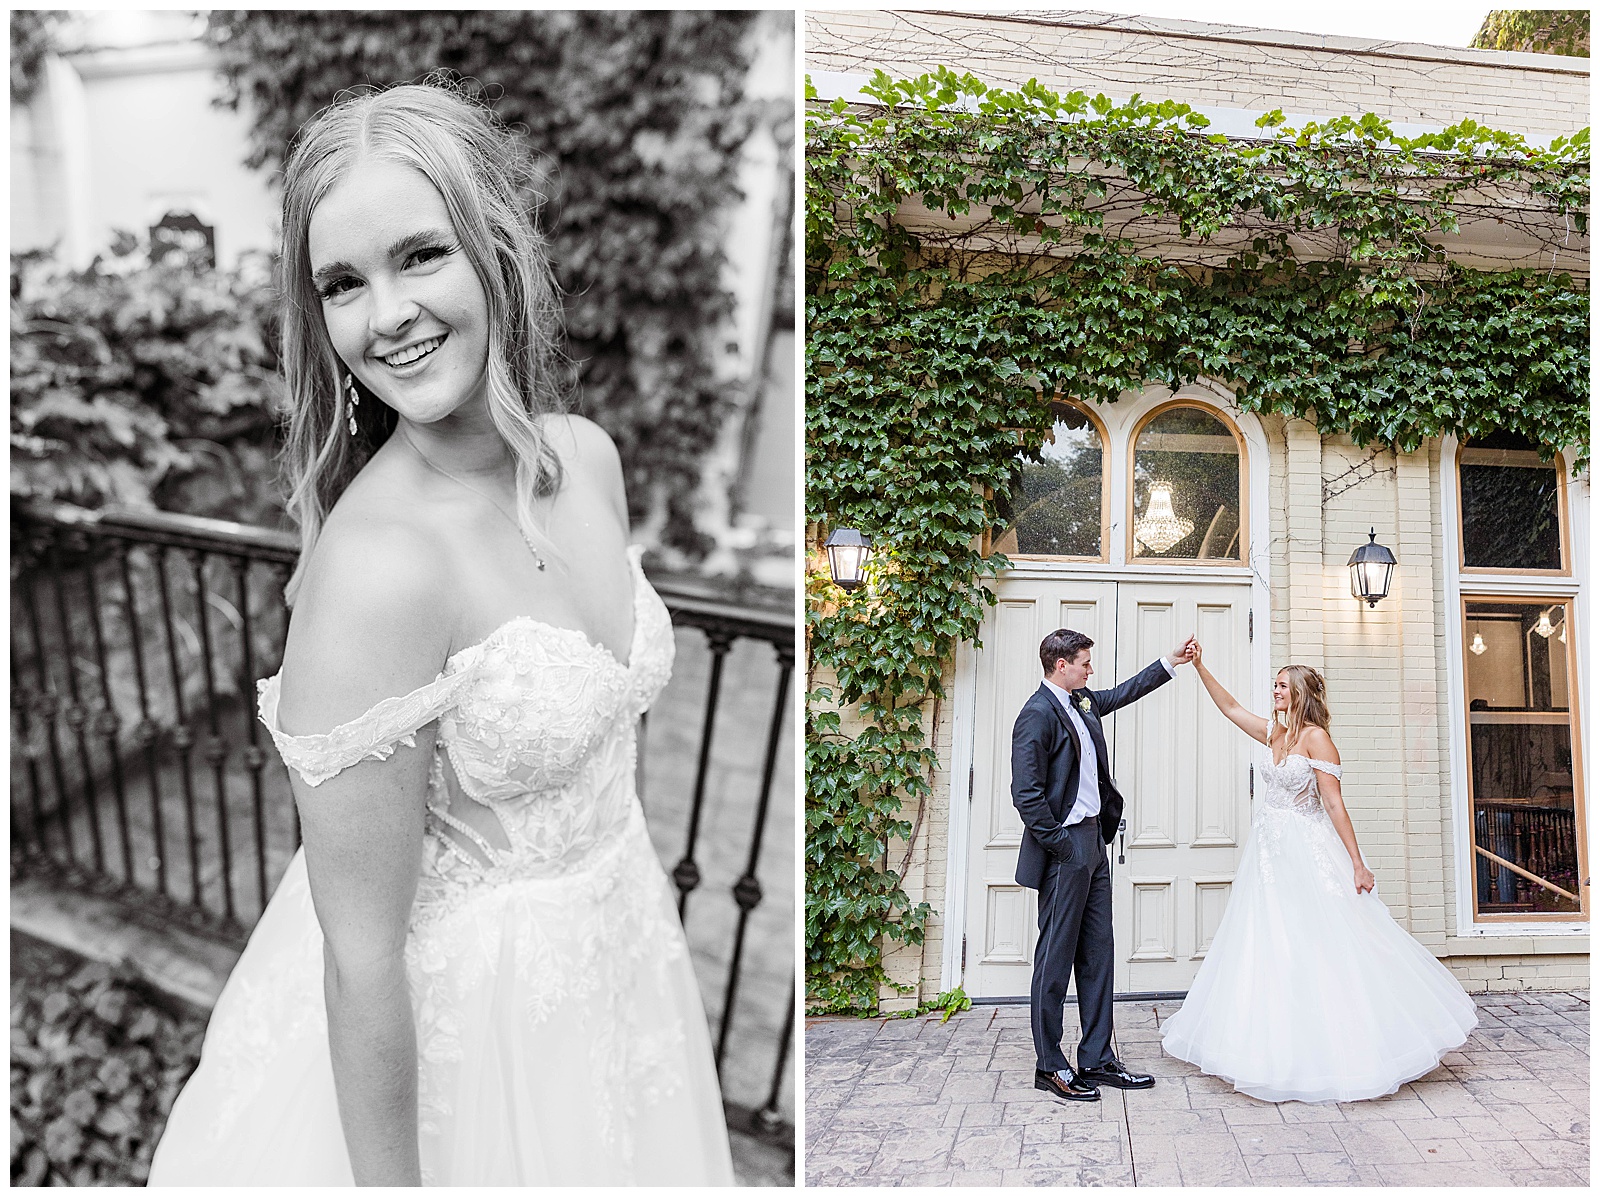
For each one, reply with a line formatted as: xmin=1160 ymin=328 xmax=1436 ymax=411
xmin=1166 ymin=636 xmax=1200 ymax=668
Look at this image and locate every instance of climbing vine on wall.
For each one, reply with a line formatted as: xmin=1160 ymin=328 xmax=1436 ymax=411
xmin=805 ymin=68 xmax=1589 ymax=1011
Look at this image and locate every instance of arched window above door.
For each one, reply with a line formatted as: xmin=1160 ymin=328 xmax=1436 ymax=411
xmin=994 ymin=400 xmax=1107 ymax=560
xmin=1129 ymin=403 xmax=1245 ymax=562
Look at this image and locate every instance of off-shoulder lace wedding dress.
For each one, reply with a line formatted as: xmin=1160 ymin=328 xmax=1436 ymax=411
xmin=149 ymin=546 xmax=734 ymax=1184
xmin=1159 ymin=724 xmax=1477 ymax=1103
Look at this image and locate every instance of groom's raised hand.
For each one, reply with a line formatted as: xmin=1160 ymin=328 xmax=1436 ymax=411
xmin=1167 ymin=637 xmax=1198 ymax=667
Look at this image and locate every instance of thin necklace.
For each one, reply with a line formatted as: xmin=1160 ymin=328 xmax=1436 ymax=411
xmin=398 ymin=426 xmax=546 ymax=571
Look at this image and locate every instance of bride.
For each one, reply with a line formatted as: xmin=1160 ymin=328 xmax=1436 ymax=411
xmin=148 ymin=83 xmax=733 ymax=1184
xmin=1158 ymin=648 xmax=1478 ymax=1103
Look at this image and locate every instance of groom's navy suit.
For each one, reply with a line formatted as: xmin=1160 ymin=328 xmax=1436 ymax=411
xmin=1011 ymin=658 xmax=1174 ymax=1074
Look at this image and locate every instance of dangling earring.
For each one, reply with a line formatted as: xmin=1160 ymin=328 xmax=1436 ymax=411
xmin=344 ymin=373 xmax=360 ymax=437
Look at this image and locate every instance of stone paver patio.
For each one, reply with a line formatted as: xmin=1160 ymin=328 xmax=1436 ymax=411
xmin=805 ymin=991 xmax=1589 ymax=1186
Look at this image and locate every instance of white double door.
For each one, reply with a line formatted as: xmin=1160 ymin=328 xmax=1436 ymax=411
xmin=961 ymin=573 xmax=1254 ymax=998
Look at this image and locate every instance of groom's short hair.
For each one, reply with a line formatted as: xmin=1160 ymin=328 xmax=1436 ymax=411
xmin=1040 ymin=628 xmax=1093 ymax=675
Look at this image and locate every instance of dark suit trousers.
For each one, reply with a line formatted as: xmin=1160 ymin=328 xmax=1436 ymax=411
xmin=1030 ymin=817 xmax=1115 ymax=1073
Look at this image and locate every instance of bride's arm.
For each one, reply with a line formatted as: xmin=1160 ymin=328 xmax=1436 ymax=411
xmin=278 ymin=521 xmax=453 ymax=1186
xmin=1298 ymin=727 xmax=1374 ymax=894
xmin=1189 ymin=642 xmax=1270 ymax=745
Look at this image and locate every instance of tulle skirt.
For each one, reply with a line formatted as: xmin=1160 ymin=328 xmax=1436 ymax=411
xmin=148 ymin=811 xmax=733 ymax=1184
xmin=1159 ymin=804 xmax=1478 ymax=1103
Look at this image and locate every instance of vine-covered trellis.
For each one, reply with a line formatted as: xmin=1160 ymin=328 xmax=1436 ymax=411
xmin=805 ymin=68 xmax=1589 ymax=1012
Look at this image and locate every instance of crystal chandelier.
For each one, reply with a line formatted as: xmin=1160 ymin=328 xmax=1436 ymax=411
xmin=1134 ymin=481 xmax=1193 ymax=554
xmin=1533 ymin=608 xmax=1556 ymax=639
xmin=1469 ymin=631 xmax=1486 ymax=655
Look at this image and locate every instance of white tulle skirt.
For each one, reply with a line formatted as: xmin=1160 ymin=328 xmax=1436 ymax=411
xmin=1160 ymin=804 xmax=1478 ymax=1103
xmin=148 ymin=811 xmax=733 ymax=1185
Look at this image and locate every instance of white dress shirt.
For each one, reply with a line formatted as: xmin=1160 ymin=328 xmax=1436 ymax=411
xmin=1044 ymin=658 xmax=1177 ymax=828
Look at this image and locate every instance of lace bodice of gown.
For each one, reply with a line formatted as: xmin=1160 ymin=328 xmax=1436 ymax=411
xmin=256 ymin=545 xmax=675 ymax=912
xmin=1260 ymin=719 xmax=1342 ymax=817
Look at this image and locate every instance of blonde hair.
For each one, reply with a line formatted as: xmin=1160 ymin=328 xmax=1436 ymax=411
xmin=277 ymin=80 xmax=568 ymax=603
xmin=1275 ymin=665 xmax=1331 ymax=751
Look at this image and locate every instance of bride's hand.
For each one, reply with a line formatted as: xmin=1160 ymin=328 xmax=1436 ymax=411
xmin=1189 ymin=639 xmax=1203 ymax=667
xmin=1353 ymin=863 xmax=1375 ymax=894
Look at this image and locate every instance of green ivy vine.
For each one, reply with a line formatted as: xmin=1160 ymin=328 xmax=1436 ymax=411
xmin=805 ymin=68 xmax=1589 ymax=1012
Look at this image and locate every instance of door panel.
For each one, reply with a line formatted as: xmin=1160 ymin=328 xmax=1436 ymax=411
xmin=961 ymin=576 xmax=1253 ymax=998
xmin=1111 ymin=582 xmax=1252 ymax=993
xmin=964 ymin=578 xmax=1116 ymax=998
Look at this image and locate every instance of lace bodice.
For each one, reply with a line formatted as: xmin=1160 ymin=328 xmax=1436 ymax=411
xmin=256 ymin=545 xmax=675 ymax=898
xmin=1260 ymin=719 xmax=1342 ymax=816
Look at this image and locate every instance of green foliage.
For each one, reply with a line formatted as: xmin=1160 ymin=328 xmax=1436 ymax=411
xmin=203 ymin=10 xmax=759 ymax=556
xmin=11 ymin=244 xmax=285 ymax=526
xmin=1473 ymin=10 xmax=1589 ymax=56
xmin=889 ymin=986 xmax=972 ymax=1022
xmin=804 ymin=70 xmax=1590 ymax=1005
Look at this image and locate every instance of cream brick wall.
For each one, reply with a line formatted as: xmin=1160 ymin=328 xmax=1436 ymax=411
xmin=807 ymin=9 xmax=1588 ymax=141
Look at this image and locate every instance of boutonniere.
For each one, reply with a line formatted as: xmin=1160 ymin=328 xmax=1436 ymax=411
xmin=1078 ymin=696 xmax=1092 ymax=714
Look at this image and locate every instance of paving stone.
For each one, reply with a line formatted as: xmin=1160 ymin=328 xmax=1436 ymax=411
xmin=1338 ymin=1093 xmax=1436 ymax=1121
xmin=871 ymin=1125 xmax=958 ymax=1172
xmin=1219 ymin=1102 xmax=1285 ymax=1126
xmin=1293 ymin=1151 xmax=1360 ymax=1184
xmin=1244 ymin=1152 xmax=1306 ymax=1181
xmin=1330 ymin=1120 xmax=1426 ymax=1164
xmin=939 ymin=1070 xmax=1001 ymax=1104
xmin=1001 ymin=1166 xmax=1092 ymax=1186
xmin=1374 ymin=1160 xmax=1513 ymax=1186
xmin=1227 ymin=1121 xmax=1345 ymax=1156
xmin=948 ymin=1125 xmax=1025 ymax=1171
xmin=1278 ymin=1101 xmax=1348 ymax=1124
xmin=1017 ymin=1132 xmax=1127 ymax=1170
xmin=805 ymin=991 xmax=1589 ymax=1186
xmin=1080 ymin=1162 xmax=1137 ymax=1185
xmin=1506 ymin=1167 xmax=1587 ymax=1185
xmin=959 ymin=1102 xmax=1004 ymax=1128
xmin=949 ymin=1169 xmax=1009 ymax=1186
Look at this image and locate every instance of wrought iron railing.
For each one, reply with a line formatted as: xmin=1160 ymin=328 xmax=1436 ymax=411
xmin=10 ymin=500 xmax=794 ymax=1141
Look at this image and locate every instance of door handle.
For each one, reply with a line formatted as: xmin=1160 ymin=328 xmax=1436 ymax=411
xmin=1118 ymin=817 xmax=1127 ymax=865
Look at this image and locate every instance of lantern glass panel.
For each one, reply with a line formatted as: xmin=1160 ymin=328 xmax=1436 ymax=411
xmin=994 ymin=403 xmax=1102 ymax=557
xmin=1132 ymin=406 xmax=1241 ymax=560
xmin=1460 ymin=431 xmax=1562 ymax=571
xmin=1463 ymin=599 xmax=1582 ymax=918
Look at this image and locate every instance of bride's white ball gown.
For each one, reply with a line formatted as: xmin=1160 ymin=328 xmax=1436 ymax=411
xmin=1160 ymin=724 xmax=1478 ymax=1103
xmin=149 ymin=547 xmax=734 ymax=1184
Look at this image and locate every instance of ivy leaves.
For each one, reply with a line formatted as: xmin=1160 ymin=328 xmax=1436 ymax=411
xmin=805 ymin=71 xmax=1589 ymax=1010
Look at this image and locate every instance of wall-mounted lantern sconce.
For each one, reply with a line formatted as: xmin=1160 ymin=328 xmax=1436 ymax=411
xmin=1348 ymin=528 xmax=1397 ymax=607
xmin=824 ymin=527 xmax=872 ymax=592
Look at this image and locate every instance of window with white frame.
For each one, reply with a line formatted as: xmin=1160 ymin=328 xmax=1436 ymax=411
xmin=1456 ymin=431 xmax=1586 ymax=923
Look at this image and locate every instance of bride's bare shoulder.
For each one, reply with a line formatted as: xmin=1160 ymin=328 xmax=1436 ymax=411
xmin=1299 ymin=725 xmax=1340 ymax=764
xmin=543 ymin=412 xmax=626 ymax=518
xmin=279 ymin=498 xmax=455 ymax=734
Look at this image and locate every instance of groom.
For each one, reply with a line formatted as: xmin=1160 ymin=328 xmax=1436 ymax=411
xmin=1012 ymin=628 xmax=1195 ymax=1102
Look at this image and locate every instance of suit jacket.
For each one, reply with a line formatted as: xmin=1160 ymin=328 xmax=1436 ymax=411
xmin=1010 ymin=658 xmax=1175 ymax=890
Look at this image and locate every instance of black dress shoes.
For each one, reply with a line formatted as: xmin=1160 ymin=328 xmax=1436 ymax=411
xmin=1078 ymin=1057 xmax=1155 ymax=1090
xmin=1034 ymin=1068 xmax=1101 ymax=1101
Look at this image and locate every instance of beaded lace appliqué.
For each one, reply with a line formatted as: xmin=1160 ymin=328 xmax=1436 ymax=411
xmin=243 ymin=546 xmax=687 ymax=1170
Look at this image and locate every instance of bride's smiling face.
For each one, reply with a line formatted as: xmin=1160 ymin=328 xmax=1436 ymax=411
xmin=1273 ymin=672 xmax=1291 ymax=711
xmin=309 ymin=157 xmax=491 ymax=426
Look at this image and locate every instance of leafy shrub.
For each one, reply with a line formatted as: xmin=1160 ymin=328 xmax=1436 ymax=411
xmin=10 ymin=243 xmax=286 ymax=528
xmin=10 ymin=944 xmax=205 ymax=1187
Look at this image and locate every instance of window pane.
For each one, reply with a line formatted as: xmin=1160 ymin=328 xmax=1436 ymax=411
xmin=1464 ymin=600 xmax=1583 ymax=917
xmin=995 ymin=404 xmax=1102 ymax=557
xmin=1460 ymin=432 xmax=1562 ymax=571
xmin=1132 ymin=407 xmax=1241 ymax=560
